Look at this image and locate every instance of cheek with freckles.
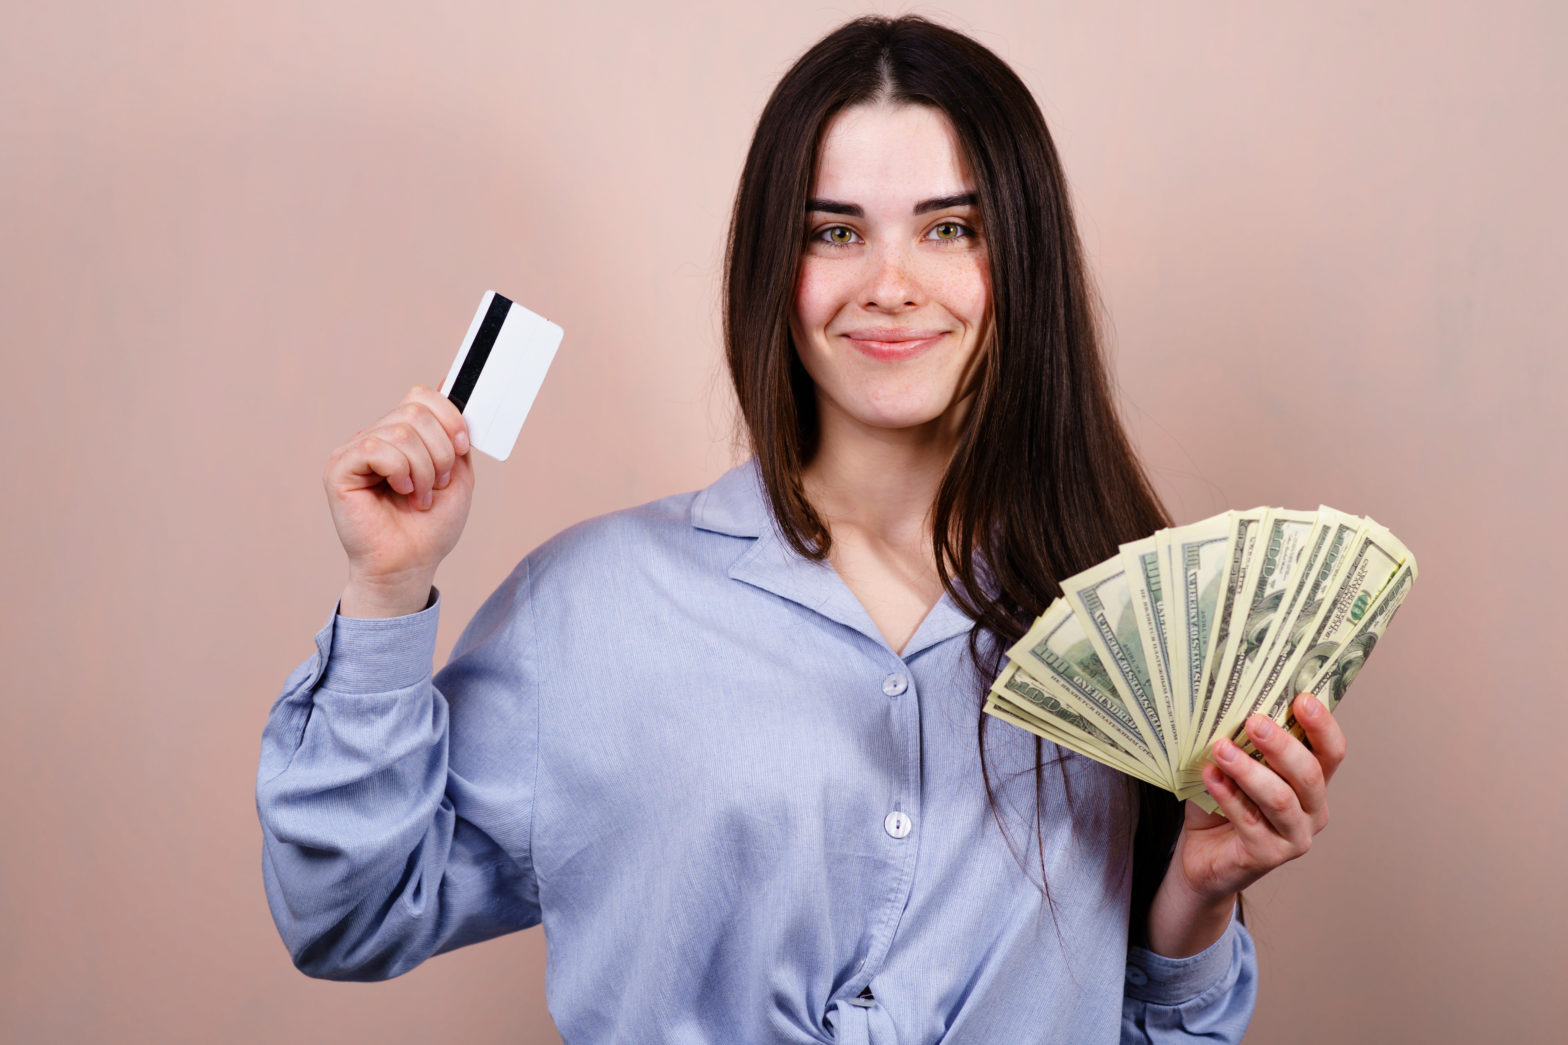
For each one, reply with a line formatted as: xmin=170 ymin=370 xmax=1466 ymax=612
xmin=948 ymin=248 xmax=991 ymax=318
xmin=792 ymin=259 xmax=844 ymax=332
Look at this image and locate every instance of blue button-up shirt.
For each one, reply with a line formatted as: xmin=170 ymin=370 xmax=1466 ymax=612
xmin=257 ymin=460 xmax=1256 ymax=1043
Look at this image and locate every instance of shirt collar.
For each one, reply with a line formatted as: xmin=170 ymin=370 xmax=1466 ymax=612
xmin=690 ymin=458 xmax=769 ymax=537
xmin=691 ymin=459 xmax=977 ymax=659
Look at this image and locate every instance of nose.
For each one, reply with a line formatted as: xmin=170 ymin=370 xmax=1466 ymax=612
xmin=862 ymin=243 xmax=920 ymax=311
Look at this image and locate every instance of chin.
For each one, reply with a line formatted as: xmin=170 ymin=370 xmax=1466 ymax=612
xmin=842 ymin=396 xmax=958 ymax=432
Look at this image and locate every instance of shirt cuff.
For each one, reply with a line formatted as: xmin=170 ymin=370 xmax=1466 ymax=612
xmin=1124 ymin=904 xmax=1242 ymax=1006
xmin=316 ymin=586 xmax=442 ymax=694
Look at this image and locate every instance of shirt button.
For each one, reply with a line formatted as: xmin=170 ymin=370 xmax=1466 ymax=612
xmin=1125 ymin=965 xmax=1148 ymax=987
xmin=882 ymin=672 xmax=908 ymax=696
xmin=884 ymin=810 xmax=912 ymax=839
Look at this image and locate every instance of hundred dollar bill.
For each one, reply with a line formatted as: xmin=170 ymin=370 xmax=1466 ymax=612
xmin=1188 ymin=508 xmax=1268 ymax=765
xmin=1006 ymin=599 xmax=1167 ymax=777
xmin=986 ymin=698 xmax=1161 ymax=785
xmin=1235 ymin=508 xmax=1351 ymax=698
xmin=984 ymin=682 xmax=1153 ymax=776
xmin=1198 ymin=508 xmax=1320 ymax=755
xmin=1060 ymin=555 xmax=1171 ymax=765
xmin=1161 ymin=514 xmax=1233 ymax=751
xmin=1237 ymin=557 xmax=1418 ymax=761
xmin=1234 ymin=509 xmax=1364 ymax=722
xmin=1121 ymin=536 xmax=1179 ymax=763
xmin=1253 ymin=518 xmax=1412 ymax=723
xmin=1296 ymin=559 xmax=1416 ymax=716
xmin=989 ymin=677 xmax=1219 ymax=816
xmin=985 ymin=664 xmax=1165 ymax=786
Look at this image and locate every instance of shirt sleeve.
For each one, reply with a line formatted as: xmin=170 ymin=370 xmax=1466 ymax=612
xmin=1120 ymin=907 xmax=1258 ymax=1043
xmin=255 ymin=561 xmax=541 ymax=981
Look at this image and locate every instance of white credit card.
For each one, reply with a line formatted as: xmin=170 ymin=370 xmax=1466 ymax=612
xmin=439 ymin=290 xmax=563 ymax=461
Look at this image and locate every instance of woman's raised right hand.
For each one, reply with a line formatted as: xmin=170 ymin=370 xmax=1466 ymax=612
xmin=323 ymin=385 xmax=475 ymax=616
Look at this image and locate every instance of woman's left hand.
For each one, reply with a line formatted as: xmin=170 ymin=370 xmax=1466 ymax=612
xmin=1146 ymin=692 xmax=1346 ymax=956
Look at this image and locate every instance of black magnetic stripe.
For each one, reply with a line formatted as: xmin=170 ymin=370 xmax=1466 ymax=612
xmin=447 ymin=292 xmax=513 ymax=411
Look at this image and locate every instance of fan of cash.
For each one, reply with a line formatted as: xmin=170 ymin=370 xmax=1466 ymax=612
xmin=985 ymin=506 xmax=1417 ymax=812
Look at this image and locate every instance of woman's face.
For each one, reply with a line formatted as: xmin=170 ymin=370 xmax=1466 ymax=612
xmin=790 ymin=101 xmax=991 ymax=440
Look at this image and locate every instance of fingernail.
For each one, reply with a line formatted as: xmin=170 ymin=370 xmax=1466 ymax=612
xmin=1298 ymin=694 xmax=1320 ymax=718
xmin=455 ymin=429 xmax=469 ymax=453
xmin=1215 ymin=739 xmax=1238 ymax=763
xmin=1249 ymin=716 xmax=1274 ymax=740
xmin=420 ymin=490 xmax=433 ymax=510
xmin=437 ymin=471 xmax=450 ymax=489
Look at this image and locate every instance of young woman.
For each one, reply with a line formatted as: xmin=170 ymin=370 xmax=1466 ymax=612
xmin=258 ymin=16 xmax=1344 ymax=1043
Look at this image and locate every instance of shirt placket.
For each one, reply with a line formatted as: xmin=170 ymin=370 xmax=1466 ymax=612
xmin=833 ymin=651 xmax=925 ymax=1027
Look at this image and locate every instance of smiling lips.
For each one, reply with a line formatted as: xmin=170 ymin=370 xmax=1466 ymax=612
xmin=842 ymin=327 xmax=947 ymax=362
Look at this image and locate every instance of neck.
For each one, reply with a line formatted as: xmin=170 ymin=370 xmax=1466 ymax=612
xmin=802 ymin=395 xmax=970 ymax=549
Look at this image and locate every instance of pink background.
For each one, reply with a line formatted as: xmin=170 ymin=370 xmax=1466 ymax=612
xmin=3 ymin=2 xmax=1563 ymax=1041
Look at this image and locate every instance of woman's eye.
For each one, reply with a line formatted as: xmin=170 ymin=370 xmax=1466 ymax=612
xmin=815 ymin=226 xmax=858 ymax=247
xmin=930 ymin=221 xmax=973 ymax=241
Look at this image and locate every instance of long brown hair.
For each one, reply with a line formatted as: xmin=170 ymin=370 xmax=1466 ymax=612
xmin=722 ymin=14 xmax=1184 ymax=940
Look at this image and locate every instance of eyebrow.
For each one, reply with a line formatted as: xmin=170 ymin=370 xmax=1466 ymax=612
xmin=805 ymin=192 xmax=978 ymax=217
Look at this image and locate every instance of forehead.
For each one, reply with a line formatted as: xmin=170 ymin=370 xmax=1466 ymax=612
xmin=810 ymin=102 xmax=974 ymax=204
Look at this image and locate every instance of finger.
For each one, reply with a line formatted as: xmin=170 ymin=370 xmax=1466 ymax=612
xmin=334 ymin=432 xmax=417 ymax=496
xmin=1201 ymin=761 xmax=1266 ymax=839
xmin=373 ymin=419 xmax=438 ymax=509
xmin=1243 ymin=714 xmax=1329 ymax=830
xmin=1211 ymin=737 xmax=1312 ymax=855
xmin=389 ymin=400 xmax=459 ymax=491
xmin=404 ymin=384 xmax=471 ymax=457
xmin=1292 ymin=692 xmax=1347 ymax=785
